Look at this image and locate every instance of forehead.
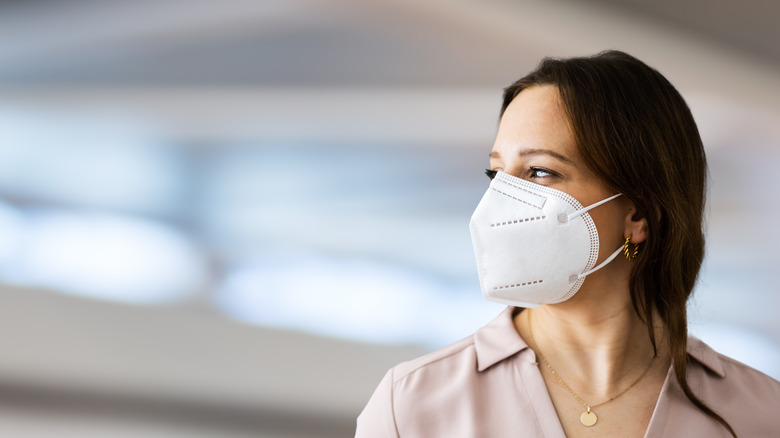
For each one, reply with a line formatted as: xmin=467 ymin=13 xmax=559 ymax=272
xmin=492 ymin=85 xmax=577 ymax=159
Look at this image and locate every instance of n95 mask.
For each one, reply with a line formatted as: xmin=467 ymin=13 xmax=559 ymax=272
xmin=469 ymin=171 xmax=623 ymax=308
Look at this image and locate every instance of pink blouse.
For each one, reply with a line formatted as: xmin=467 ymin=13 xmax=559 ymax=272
xmin=356 ymin=307 xmax=780 ymax=437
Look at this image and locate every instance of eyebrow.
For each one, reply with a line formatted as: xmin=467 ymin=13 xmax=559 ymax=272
xmin=490 ymin=149 xmax=576 ymax=166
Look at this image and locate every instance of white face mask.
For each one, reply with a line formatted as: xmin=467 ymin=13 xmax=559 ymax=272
xmin=469 ymin=171 xmax=623 ymax=308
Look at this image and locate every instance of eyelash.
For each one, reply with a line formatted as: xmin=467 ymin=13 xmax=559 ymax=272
xmin=484 ymin=168 xmax=558 ymax=180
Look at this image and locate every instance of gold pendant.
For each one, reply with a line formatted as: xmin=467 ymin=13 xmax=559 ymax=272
xmin=580 ymin=409 xmax=598 ymax=427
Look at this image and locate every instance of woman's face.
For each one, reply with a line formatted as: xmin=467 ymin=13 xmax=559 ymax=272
xmin=489 ymin=85 xmax=630 ymax=267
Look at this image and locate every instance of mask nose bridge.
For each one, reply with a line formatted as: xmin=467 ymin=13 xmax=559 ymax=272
xmin=492 ymin=172 xmax=548 ymax=210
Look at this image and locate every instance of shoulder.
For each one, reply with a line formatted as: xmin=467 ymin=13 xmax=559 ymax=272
xmin=356 ymin=307 xmax=534 ymax=437
xmin=355 ymin=330 xmax=483 ymax=438
xmin=687 ymin=335 xmax=779 ymax=390
xmin=685 ymin=336 xmax=780 ymax=435
xmin=389 ymin=306 xmax=528 ymax=387
xmin=392 ymin=335 xmax=478 ymax=382
xmin=716 ymin=351 xmax=779 ymax=387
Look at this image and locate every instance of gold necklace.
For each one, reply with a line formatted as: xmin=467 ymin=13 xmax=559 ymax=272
xmin=525 ymin=311 xmax=655 ymax=427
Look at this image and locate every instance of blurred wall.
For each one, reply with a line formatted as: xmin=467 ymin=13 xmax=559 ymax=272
xmin=0 ymin=0 xmax=778 ymax=436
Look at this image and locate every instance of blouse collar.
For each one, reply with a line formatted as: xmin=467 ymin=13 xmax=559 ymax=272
xmin=473 ymin=306 xmax=726 ymax=378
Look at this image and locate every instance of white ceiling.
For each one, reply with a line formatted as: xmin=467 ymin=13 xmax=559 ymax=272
xmin=1 ymin=0 xmax=778 ymax=144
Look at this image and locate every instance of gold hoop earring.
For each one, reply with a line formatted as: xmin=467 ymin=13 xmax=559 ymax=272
xmin=624 ymin=234 xmax=639 ymax=262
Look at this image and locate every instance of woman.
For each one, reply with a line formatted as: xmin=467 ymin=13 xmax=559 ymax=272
xmin=355 ymin=51 xmax=779 ymax=437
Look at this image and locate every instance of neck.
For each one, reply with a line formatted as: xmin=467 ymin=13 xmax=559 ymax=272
xmin=515 ymin=268 xmax=668 ymax=401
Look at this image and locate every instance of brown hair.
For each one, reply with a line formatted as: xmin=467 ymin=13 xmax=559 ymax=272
xmin=501 ymin=50 xmax=735 ymax=437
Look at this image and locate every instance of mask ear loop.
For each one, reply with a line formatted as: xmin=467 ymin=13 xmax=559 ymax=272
xmin=564 ymin=193 xmax=624 ymax=282
xmin=577 ymin=247 xmax=623 ymax=280
xmin=566 ymin=193 xmax=622 ymax=222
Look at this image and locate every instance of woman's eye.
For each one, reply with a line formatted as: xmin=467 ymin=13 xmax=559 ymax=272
xmin=530 ymin=167 xmax=555 ymax=178
xmin=484 ymin=169 xmax=497 ymax=180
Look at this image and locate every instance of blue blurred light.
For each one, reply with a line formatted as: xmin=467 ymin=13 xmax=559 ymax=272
xmin=0 ymin=109 xmax=183 ymax=215
xmin=0 ymin=208 xmax=205 ymax=304
xmin=0 ymin=200 xmax=26 ymax=267
xmin=215 ymin=251 xmax=501 ymax=347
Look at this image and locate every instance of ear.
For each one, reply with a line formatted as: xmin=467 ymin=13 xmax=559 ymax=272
xmin=624 ymin=202 xmax=648 ymax=244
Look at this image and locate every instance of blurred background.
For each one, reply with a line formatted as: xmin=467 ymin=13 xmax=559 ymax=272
xmin=0 ymin=0 xmax=778 ymax=436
